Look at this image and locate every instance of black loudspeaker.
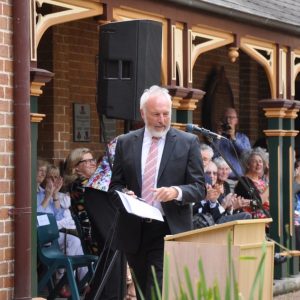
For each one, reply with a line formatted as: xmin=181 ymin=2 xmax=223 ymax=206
xmin=98 ymin=20 xmax=162 ymax=120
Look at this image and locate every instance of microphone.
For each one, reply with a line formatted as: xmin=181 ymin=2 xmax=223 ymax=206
xmin=186 ymin=124 xmax=228 ymax=140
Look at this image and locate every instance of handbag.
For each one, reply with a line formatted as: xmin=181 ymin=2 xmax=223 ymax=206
xmin=193 ymin=212 xmax=215 ymax=229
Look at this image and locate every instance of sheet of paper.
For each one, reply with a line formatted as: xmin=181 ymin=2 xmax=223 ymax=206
xmin=116 ymin=191 xmax=164 ymax=222
xmin=37 ymin=214 xmax=50 ymax=226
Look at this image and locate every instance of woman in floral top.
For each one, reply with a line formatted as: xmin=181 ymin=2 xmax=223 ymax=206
xmin=234 ymin=147 xmax=270 ymax=219
xmin=86 ymin=137 xmax=118 ymax=191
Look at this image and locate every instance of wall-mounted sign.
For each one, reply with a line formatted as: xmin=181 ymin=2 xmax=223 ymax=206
xmin=73 ymin=103 xmax=91 ymax=142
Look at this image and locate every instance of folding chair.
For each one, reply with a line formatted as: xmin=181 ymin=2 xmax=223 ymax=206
xmin=36 ymin=213 xmax=98 ymax=300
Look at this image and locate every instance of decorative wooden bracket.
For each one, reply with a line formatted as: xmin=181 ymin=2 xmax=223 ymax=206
xmin=30 ymin=0 xmax=103 ymax=61
xmin=241 ymin=38 xmax=276 ymax=98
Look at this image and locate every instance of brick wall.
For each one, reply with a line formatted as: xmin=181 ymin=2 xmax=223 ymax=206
xmin=0 ymin=0 xmax=14 ymax=299
xmin=239 ymin=50 xmax=269 ymax=142
xmin=38 ymin=32 xmax=274 ymax=163
xmin=38 ymin=18 xmax=103 ymax=165
xmin=192 ymin=46 xmax=270 ymax=145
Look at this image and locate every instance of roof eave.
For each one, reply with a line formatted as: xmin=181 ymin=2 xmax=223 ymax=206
xmin=166 ymin=0 xmax=300 ymax=37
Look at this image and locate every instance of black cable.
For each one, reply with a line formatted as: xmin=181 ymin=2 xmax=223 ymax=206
xmin=94 ymin=208 xmax=120 ymax=281
xmin=95 ymin=50 xmax=114 ymax=172
xmin=99 ymin=116 xmax=114 ymax=171
xmin=88 ymin=208 xmax=121 ymax=300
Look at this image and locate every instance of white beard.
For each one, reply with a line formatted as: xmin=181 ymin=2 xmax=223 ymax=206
xmin=146 ymin=124 xmax=170 ymax=138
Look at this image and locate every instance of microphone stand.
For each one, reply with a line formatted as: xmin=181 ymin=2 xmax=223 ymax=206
xmin=205 ymin=135 xmax=270 ymax=218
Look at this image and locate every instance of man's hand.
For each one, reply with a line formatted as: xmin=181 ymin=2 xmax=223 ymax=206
xmin=232 ymin=196 xmax=250 ymax=210
xmin=53 ymin=176 xmax=63 ymax=198
xmin=45 ymin=178 xmax=55 ymax=198
xmin=205 ymin=185 xmax=219 ymax=203
xmin=152 ymin=187 xmax=178 ymax=202
xmin=221 ymin=193 xmax=234 ymax=210
xmin=213 ymin=183 xmax=222 ymax=197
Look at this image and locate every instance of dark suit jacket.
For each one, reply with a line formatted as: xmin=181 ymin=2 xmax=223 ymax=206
xmin=109 ymin=127 xmax=206 ymax=253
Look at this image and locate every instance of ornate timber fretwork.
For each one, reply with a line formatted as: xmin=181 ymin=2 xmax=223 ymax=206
xmin=171 ymin=23 xmax=184 ymax=86
xmin=240 ymin=37 xmax=276 ymax=98
xmin=190 ymin=26 xmax=234 ymax=83
xmin=112 ymin=6 xmax=168 ymax=85
xmin=30 ymin=0 xmax=103 ymax=61
xmin=187 ymin=29 xmax=192 ymax=84
xmin=279 ymin=48 xmax=287 ymax=98
xmin=291 ymin=50 xmax=300 ymax=98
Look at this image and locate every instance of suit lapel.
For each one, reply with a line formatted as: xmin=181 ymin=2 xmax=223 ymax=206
xmin=132 ymin=128 xmax=144 ymax=190
xmin=158 ymin=128 xmax=176 ymax=182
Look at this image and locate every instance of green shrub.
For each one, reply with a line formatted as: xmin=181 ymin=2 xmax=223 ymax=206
xmin=135 ymin=232 xmax=267 ymax=300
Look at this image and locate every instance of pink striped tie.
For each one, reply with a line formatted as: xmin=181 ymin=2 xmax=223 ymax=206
xmin=142 ymin=137 xmax=160 ymax=204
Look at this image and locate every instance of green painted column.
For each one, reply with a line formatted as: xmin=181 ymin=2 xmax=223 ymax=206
xmin=30 ymin=68 xmax=53 ymax=296
xmin=177 ymin=110 xmax=193 ymax=123
xmin=282 ymin=109 xmax=299 ymax=275
xmin=30 ymin=96 xmax=38 ymax=296
xmin=30 ymin=97 xmax=47 ymax=296
xmin=264 ymin=114 xmax=286 ymax=279
xmin=260 ymin=99 xmax=300 ymax=279
xmin=176 ymin=98 xmax=200 ymax=124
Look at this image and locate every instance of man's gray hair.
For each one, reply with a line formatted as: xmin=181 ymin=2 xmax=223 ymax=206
xmin=140 ymin=85 xmax=172 ymax=111
xmin=213 ymin=156 xmax=231 ymax=171
xmin=200 ymin=143 xmax=214 ymax=158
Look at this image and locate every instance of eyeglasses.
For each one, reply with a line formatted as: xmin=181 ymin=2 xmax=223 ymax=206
xmin=48 ymin=175 xmax=59 ymax=180
xmin=76 ymin=158 xmax=97 ymax=166
xmin=205 ymin=171 xmax=217 ymax=176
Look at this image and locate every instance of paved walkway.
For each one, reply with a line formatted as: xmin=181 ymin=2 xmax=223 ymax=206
xmin=37 ymin=274 xmax=300 ymax=299
xmin=274 ymin=291 xmax=300 ymax=299
xmin=274 ymin=274 xmax=300 ymax=299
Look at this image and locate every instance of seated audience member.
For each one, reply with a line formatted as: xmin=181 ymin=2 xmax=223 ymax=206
xmin=46 ymin=165 xmax=77 ymax=234
xmin=215 ymin=107 xmax=251 ymax=180
xmin=64 ymin=148 xmax=98 ymax=255
xmin=214 ymin=156 xmax=232 ymax=195
xmin=234 ymin=147 xmax=270 ymax=219
xmin=36 ymin=160 xmax=88 ymax=296
xmin=200 ymin=143 xmax=215 ymax=185
xmin=193 ymin=161 xmax=251 ymax=226
xmin=200 ymin=143 xmax=214 ymax=172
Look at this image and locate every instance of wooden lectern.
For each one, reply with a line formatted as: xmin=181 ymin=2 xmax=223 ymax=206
xmin=164 ymin=218 xmax=274 ymax=299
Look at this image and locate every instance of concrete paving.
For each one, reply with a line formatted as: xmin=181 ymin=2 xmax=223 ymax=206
xmin=274 ymin=274 xmax=300 ymax=299
xmin=274 ymin=291 xmax=300 ymax=299
xmin=37 ymin=274 xmax=300 ymax=299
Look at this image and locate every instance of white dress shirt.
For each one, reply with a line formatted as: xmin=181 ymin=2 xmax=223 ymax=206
xmin=141 ymin=128 xmax=182 ymax=214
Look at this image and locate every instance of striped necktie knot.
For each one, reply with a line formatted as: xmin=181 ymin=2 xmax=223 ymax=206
xmin=151 ymin=136 xmax=160 ymax=143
